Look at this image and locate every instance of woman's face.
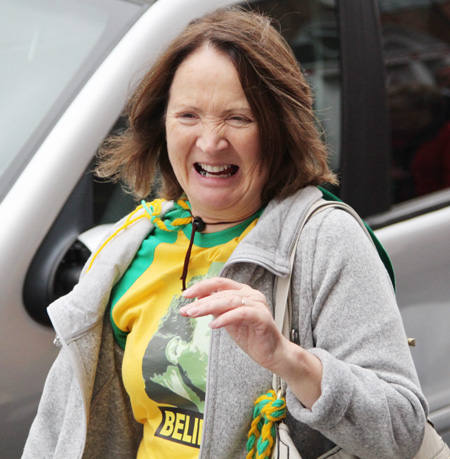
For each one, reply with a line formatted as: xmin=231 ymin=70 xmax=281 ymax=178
xmin=165 ymin=45 xmax=267 ymax=223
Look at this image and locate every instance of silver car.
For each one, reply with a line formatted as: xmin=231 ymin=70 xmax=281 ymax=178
xmin=1 ymin=0 xmax=449 ymax=456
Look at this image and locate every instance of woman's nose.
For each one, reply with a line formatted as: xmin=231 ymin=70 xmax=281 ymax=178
xmin=196 ymin=126 xmax=228 ymax=154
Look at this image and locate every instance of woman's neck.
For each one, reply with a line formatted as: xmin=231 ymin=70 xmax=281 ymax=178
xmin=189 ymin=214 xmax=250 ymax=233
xmin=187 ymin=205 xmax=261 ymax=233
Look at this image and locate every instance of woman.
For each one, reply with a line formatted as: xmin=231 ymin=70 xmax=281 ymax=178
xmin=23 ymin=7 xmax=427 ymax=459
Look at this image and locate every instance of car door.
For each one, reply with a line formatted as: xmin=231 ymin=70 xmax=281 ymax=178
xmin=369 ymin=0 xmax=450 ymax=444
xmin=326 ymin=0 xmax=450 ymax=444
xmin=244 ymin=0 xmax=450 ymax=444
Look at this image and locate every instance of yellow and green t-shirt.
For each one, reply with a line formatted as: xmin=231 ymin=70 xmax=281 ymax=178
xmin=110 ymin=201 xmax=261 ymax=459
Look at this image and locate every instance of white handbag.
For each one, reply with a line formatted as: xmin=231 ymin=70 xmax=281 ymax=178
xmin=271 ymin=422 xmax=450 ymax=459
xmin=271 ymin=199 xmax=450 ymax=459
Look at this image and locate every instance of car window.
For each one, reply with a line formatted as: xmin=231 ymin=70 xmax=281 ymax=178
xmin=241 ymin=0 xmax=341 ymax=170
xmin=379 ymin=0 xmax=450 ymax=204
xmin=0 ymin=0 xmax=144 ymax=202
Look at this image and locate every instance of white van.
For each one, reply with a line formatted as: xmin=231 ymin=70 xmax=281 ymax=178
xmin=1 ymin=0 xmax=449 ymax=455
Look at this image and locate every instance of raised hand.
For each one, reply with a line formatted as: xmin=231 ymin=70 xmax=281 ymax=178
xmin=180 ymin=277 xmax=322 ymax=408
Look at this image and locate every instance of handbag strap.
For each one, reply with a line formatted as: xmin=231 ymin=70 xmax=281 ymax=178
xmin=273 ymin=199 xmax=375 ymax=393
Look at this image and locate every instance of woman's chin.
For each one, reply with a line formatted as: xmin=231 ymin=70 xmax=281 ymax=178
xmin=185 ymin=174 xmax=264 ymax=220
xmin=190 ymin=197 xmax=234 ymax=216
xmin=189 ymin=193 xmax=244 ymax=218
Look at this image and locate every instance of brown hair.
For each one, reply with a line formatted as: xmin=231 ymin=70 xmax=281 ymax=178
xmin=95 ymin=7 xmax=337 ymax=203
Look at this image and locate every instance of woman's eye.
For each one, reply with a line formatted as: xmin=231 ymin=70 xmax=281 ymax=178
xmin=178 ymin=113 xmax=198 ymax=123
xmin=228 ymin=116 xmax=251 ymax=126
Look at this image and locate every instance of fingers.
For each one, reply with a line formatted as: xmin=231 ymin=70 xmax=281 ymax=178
xmin=180 ymin=292 xmax=246 ymax=319
xmin=208 ymin=303 xmax=265 ymax=329
xmin=179 ymin=277 xmax=268 ymax=320
xmin=180 ymin=289 xmax=274 ymax=336
xmin=179 ymin=278 xmax=291 ymax=374
xmin=182 ymin=277 xmax=244 ymax=299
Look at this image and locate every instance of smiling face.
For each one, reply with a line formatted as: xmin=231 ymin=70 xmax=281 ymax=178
xmin=165 ymin=45 xmax=267 ymax=225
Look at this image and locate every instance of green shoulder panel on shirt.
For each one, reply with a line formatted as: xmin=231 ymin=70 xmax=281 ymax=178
xmin=109 ymin=226 xmax=178 ymax=349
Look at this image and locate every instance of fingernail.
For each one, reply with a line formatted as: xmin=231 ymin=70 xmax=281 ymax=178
xmin=209 ymin=319 xmax=219 ymax=329
xmin=185 ymin=307 xmax=199 ymax=317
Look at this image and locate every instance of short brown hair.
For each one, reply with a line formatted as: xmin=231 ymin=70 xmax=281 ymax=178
xmin=96 ymin=7 xmax=337 ymax=203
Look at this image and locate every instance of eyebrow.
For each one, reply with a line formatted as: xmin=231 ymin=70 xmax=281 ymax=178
xmin=170 ymin=104 xmax=253 ymax=115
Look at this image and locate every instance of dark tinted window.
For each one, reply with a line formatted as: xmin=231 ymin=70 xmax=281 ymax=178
xmin=380 ymin=0 xmax=450 ymax=204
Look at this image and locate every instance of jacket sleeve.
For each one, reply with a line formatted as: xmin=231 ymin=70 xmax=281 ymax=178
xmin=22 ymin=311 xmax=142 ymax=459
xmin=22 ymin=347 xmax=87 ymax=459
xmin=286 ymin=208 xmax=428 ymax=459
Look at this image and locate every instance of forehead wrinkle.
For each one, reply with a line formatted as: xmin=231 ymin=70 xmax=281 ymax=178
xmin=170 ymin=81 xmax=250 ymax=115
xmin=169 ymin=102 xmax=253 ymax=117
xmin=167 ymin=46 xmax=254 ymax=117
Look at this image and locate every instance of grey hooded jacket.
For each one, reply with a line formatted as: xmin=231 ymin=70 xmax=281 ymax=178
xmin=22 ymin=186 xmax=427 ymax=459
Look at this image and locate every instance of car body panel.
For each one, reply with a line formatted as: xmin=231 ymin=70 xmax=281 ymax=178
xmin=376 ymin=205 xmax=450 ymax=440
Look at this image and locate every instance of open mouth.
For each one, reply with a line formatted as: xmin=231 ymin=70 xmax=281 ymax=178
xmin=194 ymin=163 xmax=239 ymax=178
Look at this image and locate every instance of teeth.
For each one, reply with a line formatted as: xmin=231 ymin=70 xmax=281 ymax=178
xmin=195 ymin=162 xmax=238 ymax=178
xmin=198 ymin=163 xmax=231 ymax=173
xmin=200 ymin=171 xmax=233 ymax=178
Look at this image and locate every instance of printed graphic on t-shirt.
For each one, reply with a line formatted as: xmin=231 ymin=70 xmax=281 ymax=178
xmin=142 ymin=273 xmax=212 ymax=449
xmin=109 ymin=204 xmax=261 ymax=457
xmin=155 ymin=406 xmax=203 ymax=448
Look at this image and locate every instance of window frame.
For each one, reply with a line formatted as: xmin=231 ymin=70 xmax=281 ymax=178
xmin=338 ymin=0 xmax=392 ymax=218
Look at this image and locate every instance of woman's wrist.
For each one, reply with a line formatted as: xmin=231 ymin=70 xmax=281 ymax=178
xmin=272 ymin=339 xmax=323 ymax=409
